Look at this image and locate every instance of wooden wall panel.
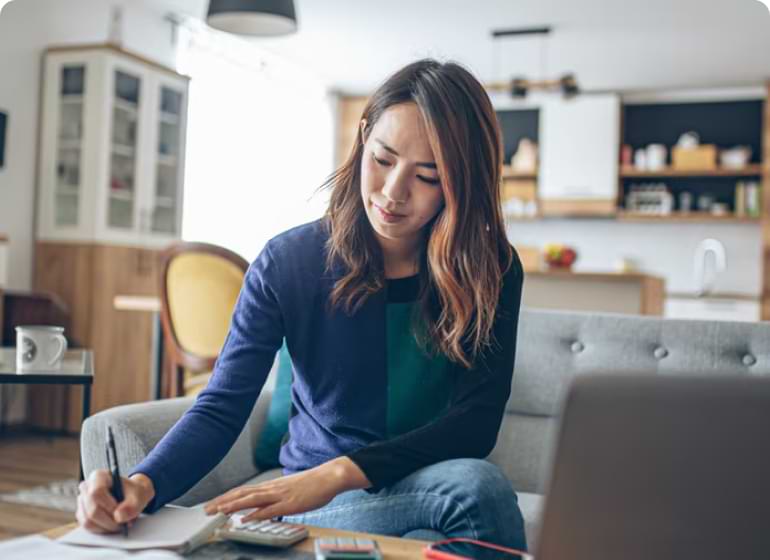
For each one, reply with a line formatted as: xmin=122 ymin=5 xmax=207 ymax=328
xmin=30 ymin=242 xmax=160 ymax=432
xmin=335 ymin=96 xmax=368 ymax=169
xmin=640 ymin=276 xmax=665 ymax=316
xmin=88 ymin=246 xmax=158 ymax=415
xmin=30 ymin=243 xmax=94 ymax=432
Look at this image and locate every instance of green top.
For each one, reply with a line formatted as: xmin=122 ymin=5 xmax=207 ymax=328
xmin=385 ymin=301 xmax=454 ymax=437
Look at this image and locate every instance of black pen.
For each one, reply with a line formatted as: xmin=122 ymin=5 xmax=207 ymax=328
xmin=106 ymin=426 xmax=129 ymax=537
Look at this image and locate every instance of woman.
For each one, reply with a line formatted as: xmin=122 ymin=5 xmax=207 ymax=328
xmin=77 ymin=59 xmax=527 ymax=549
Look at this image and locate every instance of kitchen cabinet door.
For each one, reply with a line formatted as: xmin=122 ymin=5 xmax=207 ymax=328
xmin=539 ymin=94 xmax=620 ymax=210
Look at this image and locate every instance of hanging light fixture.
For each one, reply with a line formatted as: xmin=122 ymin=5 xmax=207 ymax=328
xmin=487 ymin=26 xmax=580 ymax=99
xmin=206 ymin=0 xmax=297 ymax=36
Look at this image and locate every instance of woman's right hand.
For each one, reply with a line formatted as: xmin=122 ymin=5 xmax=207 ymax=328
xmin=76 ymin=471 xmax=156 ymax=533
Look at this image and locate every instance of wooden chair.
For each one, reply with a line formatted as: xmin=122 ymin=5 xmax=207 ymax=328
xmin=159 ymin=242 xmax=248 ymax=398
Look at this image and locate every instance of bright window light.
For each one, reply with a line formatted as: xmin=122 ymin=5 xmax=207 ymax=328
xmin=176 ymin=23 xmax=334 ymax=262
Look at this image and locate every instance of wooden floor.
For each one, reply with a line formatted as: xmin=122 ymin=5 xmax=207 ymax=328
xmin=0 ymin=434 xmax=79 ymax=541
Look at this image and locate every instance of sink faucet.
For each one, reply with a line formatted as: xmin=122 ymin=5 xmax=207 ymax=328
xmin=694 ymin=238 xmax=727 ymax=297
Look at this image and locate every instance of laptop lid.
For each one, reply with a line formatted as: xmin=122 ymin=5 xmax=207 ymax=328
xmin=536 ymin=374 xmax=770 ymax=560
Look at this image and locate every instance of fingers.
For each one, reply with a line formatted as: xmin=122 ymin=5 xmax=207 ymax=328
xmin=78 ymin=469 xmax=145 ymax=533
xmin=76 ymin=492 xmax=120 ymax=533
xmin=114 ymin=489 xmax=144 ymax=523
xmin=218 ymin=493 xmax=277 ymax=515
xmin=205 ymin=485 xmax=264 ymax=514
xmin=241 ymin=503 xmax=284 ymax=523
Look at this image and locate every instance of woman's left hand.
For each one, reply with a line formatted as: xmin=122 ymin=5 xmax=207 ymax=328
xmin=203 ymin=456 xmax=370 ymax=522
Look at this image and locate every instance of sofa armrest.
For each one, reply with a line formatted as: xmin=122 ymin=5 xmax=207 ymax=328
xmin=80 ymin=387 xmax=274 ymax=506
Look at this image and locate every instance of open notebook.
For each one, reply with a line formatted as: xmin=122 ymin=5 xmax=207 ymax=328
xmin=58 ymin=505 xmax=228 ymax=555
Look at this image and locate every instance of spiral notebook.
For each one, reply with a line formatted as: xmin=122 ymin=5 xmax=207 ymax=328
xmin=58 ymin=505 xmax=228 ymax=555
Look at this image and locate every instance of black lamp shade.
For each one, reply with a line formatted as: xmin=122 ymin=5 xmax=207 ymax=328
xmin=207 ymin=0 xmax=297 ymax=36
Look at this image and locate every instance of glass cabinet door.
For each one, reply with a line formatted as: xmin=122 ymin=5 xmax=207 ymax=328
xmin=151 ymin=86 xmax=183 ymax=235
xmin=107 ymin=70 xmax=140 ymax=229
xmin=55 ymin=65 xmax=86 ymax=226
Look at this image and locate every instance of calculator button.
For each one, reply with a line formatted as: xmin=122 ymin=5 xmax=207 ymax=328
xmin=280 ymin=527 xmax=299 ymax=535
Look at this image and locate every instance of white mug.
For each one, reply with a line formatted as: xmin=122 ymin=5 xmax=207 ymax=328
xmin=16 ymin=326 xmax=68 ymax=371
xmin=645 ymin=144 xmax=667 ymax=171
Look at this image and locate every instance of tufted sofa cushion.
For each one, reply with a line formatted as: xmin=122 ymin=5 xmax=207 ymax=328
xmin=488 ymin=308 xmax=770 ymax=497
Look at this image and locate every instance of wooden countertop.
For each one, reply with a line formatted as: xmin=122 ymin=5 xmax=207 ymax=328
xmin=526 ymin=269 xmax=663 ymax=283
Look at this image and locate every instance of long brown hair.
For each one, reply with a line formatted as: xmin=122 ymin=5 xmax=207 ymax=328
xmin=323 ymin=59 xmax=512 ymax=369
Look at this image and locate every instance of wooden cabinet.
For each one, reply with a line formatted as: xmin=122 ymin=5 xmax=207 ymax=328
xmin=30 ymin=44 xmax=188 ymax=432
xmin=37 ymin=44 xmax=188 ymax=248
xmin=31 ymin=243 xmax=159 ymax=432
xmin=523 ymin=271 xmax=665 ymax=316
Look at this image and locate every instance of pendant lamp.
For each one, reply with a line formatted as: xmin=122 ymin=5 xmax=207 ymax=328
xmin=207 ymin=0 xmax=297 ymax=36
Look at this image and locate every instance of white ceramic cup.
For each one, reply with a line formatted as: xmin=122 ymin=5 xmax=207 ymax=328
xmin=15 ymin=326 xmax=68 ymax=371
xmin=645 ymin=144 xmax=667 ymax=171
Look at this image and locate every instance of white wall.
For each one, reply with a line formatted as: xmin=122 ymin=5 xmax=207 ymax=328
xmin=0 ymin=0 xmax=178 ymax=291
xmin=507 ymin=220 xmax=762 ymax=296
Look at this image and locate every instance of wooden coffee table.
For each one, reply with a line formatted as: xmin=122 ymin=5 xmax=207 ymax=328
xmin=44 ymin=522 xmax=429 ymax=559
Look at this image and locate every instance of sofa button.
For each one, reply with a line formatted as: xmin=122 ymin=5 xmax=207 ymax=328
xmin=571 ymin=341 xmax=584 ymax=353
xmin=654 ymin=347 xmax=668 ymax=359
xmin=743 ymin=354 xmax=757 ymax=367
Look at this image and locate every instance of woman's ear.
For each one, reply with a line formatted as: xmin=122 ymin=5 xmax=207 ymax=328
xmin=359 ymin=119 xmax=368 ymax=143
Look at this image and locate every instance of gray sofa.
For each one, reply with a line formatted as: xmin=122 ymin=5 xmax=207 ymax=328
xmin=81 ymin=308 xmax=770 ymax=547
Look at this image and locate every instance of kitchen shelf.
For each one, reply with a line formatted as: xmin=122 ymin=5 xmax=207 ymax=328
xmin=617 ymin=211 xmax=760 ymax=223
xmin=620 ymin=165 xmax=763 ymax=178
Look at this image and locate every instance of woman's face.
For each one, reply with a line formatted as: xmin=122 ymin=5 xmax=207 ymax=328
xmin=360 ymin=102 xmax=445 ymax=253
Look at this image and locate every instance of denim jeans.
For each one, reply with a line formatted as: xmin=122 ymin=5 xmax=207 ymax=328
xmin=281 ymin=458 xmax=528 ymax=551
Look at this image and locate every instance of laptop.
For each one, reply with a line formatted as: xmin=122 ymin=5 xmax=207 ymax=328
xmin=535 ymin=374 xmax=770 ymax=560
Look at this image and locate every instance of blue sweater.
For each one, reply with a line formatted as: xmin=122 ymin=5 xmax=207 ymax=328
xmin=133 ymin=219 xmax=524 ymax=511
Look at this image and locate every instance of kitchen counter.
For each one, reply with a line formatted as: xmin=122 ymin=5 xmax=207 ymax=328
xmin=523 ymin=268 xmax=665 ymax=315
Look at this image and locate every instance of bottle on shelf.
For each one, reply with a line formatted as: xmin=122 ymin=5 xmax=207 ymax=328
xmin=735 ymin=182 xmax=746 ymax=217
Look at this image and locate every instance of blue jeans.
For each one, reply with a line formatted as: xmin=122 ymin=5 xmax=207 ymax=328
xmin=281 ymin=458 xmax=528 ymax=551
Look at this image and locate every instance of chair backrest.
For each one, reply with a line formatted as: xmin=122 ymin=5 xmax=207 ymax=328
xmin=159 ymin=242 xmax=248 ymax=397
xmin=488 ymin=308 xmax=770 ymax=494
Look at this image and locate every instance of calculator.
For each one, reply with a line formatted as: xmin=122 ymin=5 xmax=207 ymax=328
xmin=215 ymin=518 xmax=309 ymax=548
xmin=314 ymin=537 xmax=383 ymax=560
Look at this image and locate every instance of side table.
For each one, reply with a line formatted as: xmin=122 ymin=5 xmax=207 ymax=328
xmin=0 ymin=348 xmax=94 ymax=479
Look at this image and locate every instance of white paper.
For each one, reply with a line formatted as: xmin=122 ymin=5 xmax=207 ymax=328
xmin=58 ymin=505 xmax=227 ymax=551
xmin=0 ymin=535 xmax=181 ymax=559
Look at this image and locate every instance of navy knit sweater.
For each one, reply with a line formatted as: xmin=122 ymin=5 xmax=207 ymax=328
xmin=132 ymin=219 xmax=524 ymax=511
